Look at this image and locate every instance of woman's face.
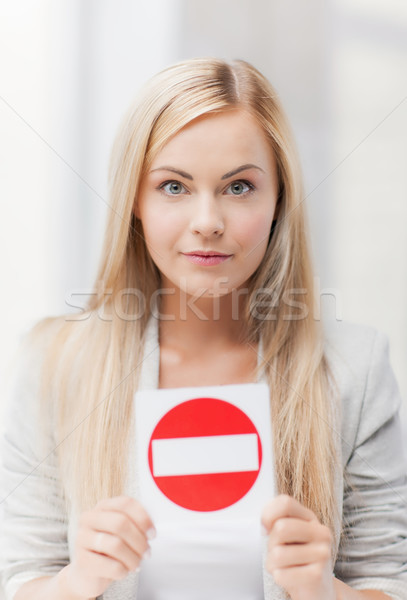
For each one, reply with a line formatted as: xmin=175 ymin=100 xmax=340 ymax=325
xmin=136 ymin=109 xmax=279 ymax=297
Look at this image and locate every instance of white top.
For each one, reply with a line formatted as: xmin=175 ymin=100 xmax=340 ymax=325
xmin=137 ymin=520 xmax=264 ymax=600
xmin=135 ymin=328 xmax=268 ymax=600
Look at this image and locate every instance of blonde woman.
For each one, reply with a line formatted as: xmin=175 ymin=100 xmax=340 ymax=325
xmin=1 ymin=58 xmax=407 ymax=600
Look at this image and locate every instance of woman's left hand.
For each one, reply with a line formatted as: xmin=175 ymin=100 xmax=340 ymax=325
xmin=261 ymin=494 xmax=335 ymax=600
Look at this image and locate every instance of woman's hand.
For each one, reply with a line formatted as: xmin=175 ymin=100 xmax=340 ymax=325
xmin=261 ymin=494 xmax=335 ymax=600
xmin=63 ymin=496 xmax=155 ymax=599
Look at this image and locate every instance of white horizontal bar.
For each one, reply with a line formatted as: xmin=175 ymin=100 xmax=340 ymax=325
xmin=151 ymin=433 xmax=259 ymax=477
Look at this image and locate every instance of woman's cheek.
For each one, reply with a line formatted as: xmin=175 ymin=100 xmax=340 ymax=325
xmin=141 ymin=207 xmax=183 ymax=251
xmin=239 ymin=213 xmax=273 ymax=257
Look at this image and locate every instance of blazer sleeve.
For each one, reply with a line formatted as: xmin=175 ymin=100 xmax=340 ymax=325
xmin=333 ymin=328 xmax=407 ymax=600
xmin=0 ymin=328 xmax=70 ymax=600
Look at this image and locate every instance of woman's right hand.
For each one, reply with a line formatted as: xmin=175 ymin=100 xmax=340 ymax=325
xmin=62 ymin=495 xmax=155 ymax=599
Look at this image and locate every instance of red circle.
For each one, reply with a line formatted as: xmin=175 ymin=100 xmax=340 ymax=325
xmin=148 ymin=397 xmax=262 ymax=511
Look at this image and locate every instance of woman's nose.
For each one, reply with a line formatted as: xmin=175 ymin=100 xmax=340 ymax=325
xmin=189 ymin=195 xmax=225 ymax=237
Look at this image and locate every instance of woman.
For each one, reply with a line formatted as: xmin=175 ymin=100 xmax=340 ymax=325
xmin=1 ymin=57 xmax=407 ymax=600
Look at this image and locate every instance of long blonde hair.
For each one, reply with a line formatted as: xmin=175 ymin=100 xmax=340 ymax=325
xmin=30 ymin=57 xmax=340 ymax=541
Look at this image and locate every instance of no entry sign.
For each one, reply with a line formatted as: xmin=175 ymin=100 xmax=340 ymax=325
xmin=135 ymin=382 xmax=274 ymax=525
xmin=148 ymin=397 xmax=262 ymax=511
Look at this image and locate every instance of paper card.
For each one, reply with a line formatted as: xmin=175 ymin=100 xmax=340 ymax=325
xmin=135 ymin=382 xmax=275 ymax=526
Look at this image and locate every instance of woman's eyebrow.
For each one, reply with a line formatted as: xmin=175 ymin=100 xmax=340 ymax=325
xmin=221 ymin=164 xmax=265 ymax=179
xmin=150 ymin=166 xmax=193 ymax=180
xmin=149 ymin=164 xmax=265 ymax=181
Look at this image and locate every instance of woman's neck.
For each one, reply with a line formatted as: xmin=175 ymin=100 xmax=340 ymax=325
xmin=157 ymin=285 xmax=249 ymax=353
xmin=156 ymin=285 xmax=258 ymax=388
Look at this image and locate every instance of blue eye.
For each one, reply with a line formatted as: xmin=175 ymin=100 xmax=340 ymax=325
xmin=160 ymin=181 xmax=186 ymax=195
xmin=226 ymin=180 xmax=254 ymax=195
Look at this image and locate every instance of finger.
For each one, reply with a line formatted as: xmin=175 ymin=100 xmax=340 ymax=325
xmin=96 ymin=496 xmax=156 ymax=538
xmin=268 ymin=517 xmax=327 ymax=546
xmin=261 ymin=495 xmax=317 ymax=534
xmin=81 ymin=546 xmax=133 ymax=581
xmin=80 ymin=509 xmax=150 ymax=558
xmin=267 ymin=541 xmax=331 ymax=571
xmin=86 ymin=530 xmax=146 ymax=572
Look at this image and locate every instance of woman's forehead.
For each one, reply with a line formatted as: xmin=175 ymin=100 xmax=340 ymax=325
xmin=149 ymin=109 xmax=276 ymax=171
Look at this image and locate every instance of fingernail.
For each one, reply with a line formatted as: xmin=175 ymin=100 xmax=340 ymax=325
xmin=261 ymin=524 xmax=269 ymax=537
xmin=134 ymin=566 xmax=141 ymax=573
xmin=146 ymin=527 xmax=156 ymax=540
xmin=144 ymin=546 xmax=152 ymax=559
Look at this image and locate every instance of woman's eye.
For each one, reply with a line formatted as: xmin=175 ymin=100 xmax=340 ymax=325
xmin=226 ymin=180 xmax=254 ymax=195
xmin=160 ymin=181 xmax=187 ymax=195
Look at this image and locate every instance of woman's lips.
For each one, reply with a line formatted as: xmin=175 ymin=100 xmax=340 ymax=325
xmin=181 ymin=251 xmax=233 ymax=266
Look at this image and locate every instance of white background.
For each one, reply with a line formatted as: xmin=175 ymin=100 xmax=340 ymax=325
xmin=0 ymin=0 xmax=406 ymax=455
xmin=1 ymin=1 xmax=406 ymax=414
xmin=0 ymin=1 xmax=406 ymax=597
xmin=0 ymin=0 xmax=406 ymax=547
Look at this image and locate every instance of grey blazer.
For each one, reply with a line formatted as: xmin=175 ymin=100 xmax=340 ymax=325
xmin=1 ymin=319 xmax=407 ymax=600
